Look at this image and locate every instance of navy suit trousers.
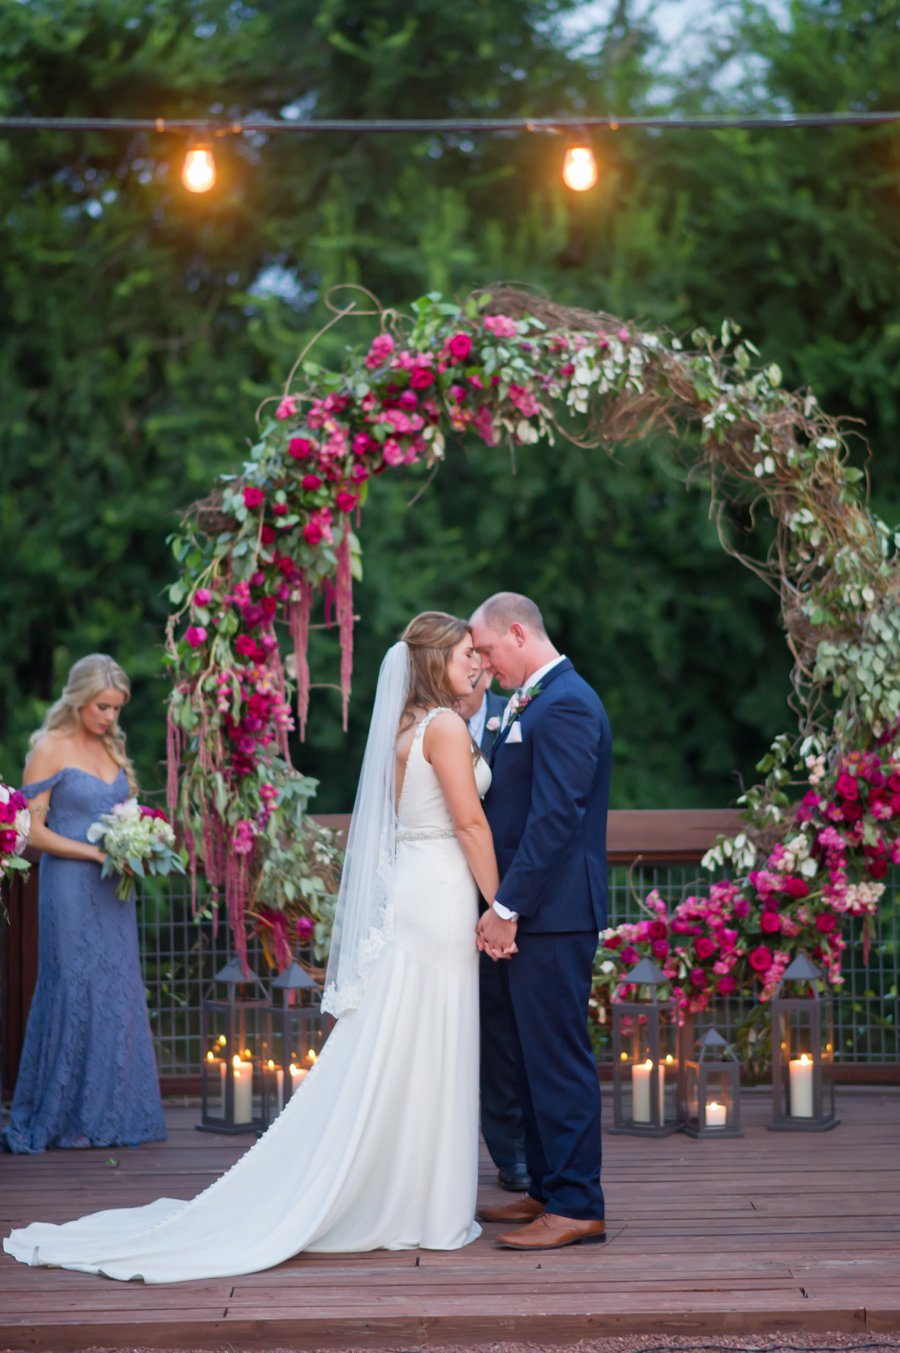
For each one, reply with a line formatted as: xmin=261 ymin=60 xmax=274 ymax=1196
xmin=479 ymin=950 xmax=527 ymax=1172
xmin=501 ymin=931 xmax=604 ymax=1219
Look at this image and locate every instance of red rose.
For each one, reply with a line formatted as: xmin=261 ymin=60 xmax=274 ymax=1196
xmin=690 ymin=967 xmax=706 ymax=986
xmin=276 ymin=556 xmax=295 ymax=577
xmin=843 ymin=800 xmax=864 ymax=822
xmin=288 ymin=438 xmax=314 ymax=460
xmin=748 ymin=945 xmax=774 ymax=972
xmin=260 ymin=595 xmax=279 ymax=618
xmin=272 ymin=502 xmax=289 ymax=517
xmin=815 ymin=913 xmax=837 ymax=933
xmin=604 ymin=934 xmax=622 ymax=950
xmin=260 ymin=525 xmax=276 ymax=546
xmin=648 ymin=920 xmax=668 ymax=940
xmin=243 ymin=486 xmax=264 ymax=509
xmin=446 ymin=332 xmax=472 ymax=362
xmin=835 ymin=771 xmax=858 ymax=800
xmin=783 ymin=876 xmax=809 ymax=899
xmin=694 ymin=936 xmax=717 ymax=960
xmin=409 ymin=367 xmax=434 ymax=390
xmin=760 ymin=910 xmax=781 ymax=934
xmin=335 ymin=490 xmax=358 ymax=514
xmin=717 ymin=975 xmax=737 ymax=995
xmin=303 ymin=520 xmax=325 ymax=546
xmin=0 ymin=828 xmax=18 ymax=852
xmin=651 ymin=939 xmax=670 ymax=960
xmin=302 ymin=474 xmax=323 ymax=491
xmin=235 ymin=634 xmax=261 ymax=660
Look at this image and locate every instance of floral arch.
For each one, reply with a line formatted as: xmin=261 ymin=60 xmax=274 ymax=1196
xmin=165 ymin=286 xmax=900 ymax=1049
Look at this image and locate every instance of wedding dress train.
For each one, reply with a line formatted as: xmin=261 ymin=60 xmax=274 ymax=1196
xmin=3 ymin=709 xmax=486 ymax=1281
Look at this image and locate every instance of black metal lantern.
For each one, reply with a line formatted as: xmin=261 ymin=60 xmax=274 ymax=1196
xmin=261 ymin=961 xmax=327 ymax=1126
xmin=681 ymin=1028 xmax=743 ymax=1138
xmin=768 ymin=953 xmax=839 ymax=1132
xmin=198 ymin=956 xmax=269 ymax=1135
xmin=610 ymin=957 xmax=682 ymax=1136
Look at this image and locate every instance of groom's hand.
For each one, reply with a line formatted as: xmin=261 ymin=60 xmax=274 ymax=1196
xmin=477 ymin=908 xmax=518 ymax=961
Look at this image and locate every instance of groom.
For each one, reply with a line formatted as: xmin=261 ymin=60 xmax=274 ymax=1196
xmin=470 ymin=592 xmax=611 ymax=1251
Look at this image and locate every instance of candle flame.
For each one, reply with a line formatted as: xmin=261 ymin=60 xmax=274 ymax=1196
xmin=217 ymin=1034 xmax=227 ymax=1045
xmin=232 ymin=1054 xmax=242 ymax=1068
xmin=266 ymin=1059 xmax=275 ymax=1070
xmin=708 ymin=1101 xmax=721 ymax=1110
xmin=206 ymin=1051 xmax=215 ymax=1061
xmin=643 ymin=1058 xmax=653 ymax=1069
xmin=289 ymin=1063 xmax=298 ymax=1073
xmin=665 ymin=1054 xmax=674 ymax=1064
xmin=307 ymin=1049 xmax=318 ymax=1065
xmin=799 ymin=1053 xmax=811 ymax=1065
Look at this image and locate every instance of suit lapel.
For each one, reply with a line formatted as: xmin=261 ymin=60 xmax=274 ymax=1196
xmin=488 ymin=659 xmax=572 ymax=766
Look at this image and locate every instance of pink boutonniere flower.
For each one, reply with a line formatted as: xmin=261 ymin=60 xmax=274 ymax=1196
xmin=507 ymin=682 xmax=543 ymax=728
xmin=486 ymin=715 xmax=501 ymax=733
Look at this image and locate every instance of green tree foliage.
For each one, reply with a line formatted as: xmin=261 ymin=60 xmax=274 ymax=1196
xmin=1 ymin=0 xmax=897 ymax=811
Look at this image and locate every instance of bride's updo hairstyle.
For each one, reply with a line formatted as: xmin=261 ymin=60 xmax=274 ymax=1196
xmin=31 ymin=654 xmax=139 ymax=795
xmin=399 ymin=611 xmax=470 ymax=733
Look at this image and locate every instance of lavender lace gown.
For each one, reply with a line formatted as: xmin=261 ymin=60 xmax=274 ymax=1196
xmin=1 ymin=769 xmax=166 ymax=1154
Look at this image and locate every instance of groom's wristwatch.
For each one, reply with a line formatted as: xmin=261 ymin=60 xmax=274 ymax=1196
xmin=492 ymin=899 xmax=519 ymax=922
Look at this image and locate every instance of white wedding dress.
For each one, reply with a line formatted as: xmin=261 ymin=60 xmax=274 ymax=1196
xmin=3 ymin=709 xmax=488 ymax=1282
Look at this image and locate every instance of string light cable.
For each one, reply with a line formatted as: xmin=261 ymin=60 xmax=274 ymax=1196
xmin=2 ymin=110 xmax=898 ymax=194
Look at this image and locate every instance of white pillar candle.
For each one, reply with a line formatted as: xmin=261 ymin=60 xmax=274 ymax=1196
xmin=631 ymin=1059 xmax=664 ymax=1124
xmin=266 ymin=1060 xmax=284 ymax=1111
xmin=789 ymin=1053 xmax=814 ymax=1118
xmin=705 ymin=1100 xmax=727 ymax=1129
xmin=288 ymin=1063 xmax=309 ymax=1099
xmin=231 ymin=1056 xmax=253 ymax=1124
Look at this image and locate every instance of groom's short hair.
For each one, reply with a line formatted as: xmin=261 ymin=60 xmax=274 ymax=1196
xmin=474 ymin=592 xmax=547 ymax=637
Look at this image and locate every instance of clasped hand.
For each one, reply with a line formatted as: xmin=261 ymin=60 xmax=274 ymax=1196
xmin=476 ymin=909 xmax=518 ymax=962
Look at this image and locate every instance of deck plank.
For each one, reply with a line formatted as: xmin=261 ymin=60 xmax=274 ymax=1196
xmin=0 ymin=1088 xmax=898 ymax=1349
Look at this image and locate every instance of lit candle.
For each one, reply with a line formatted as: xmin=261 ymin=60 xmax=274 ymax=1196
xmin=631 ymin=1058 xmax=664 ymax=1124
xmin=705 ymin=1100 xmax=727 ymax=1129
xmin=789 ymin=1052 xmax=814 ymax=1117
xmin=231 ymin=1055 xmax=253 ymax=1124
xmin=206 ymin=1051 xmax=225 ymax=1116
xmin=266 ymin=1058 xmax=284 ymax=1110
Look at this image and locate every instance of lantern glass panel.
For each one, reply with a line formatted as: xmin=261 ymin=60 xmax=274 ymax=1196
xmin=769 ymin=969 xmax=839 ymax=1131
xmin=198 ymin=963 xmax=269 ymax=1134
xmin=610 ymin=996 xmax=681 ymax=1136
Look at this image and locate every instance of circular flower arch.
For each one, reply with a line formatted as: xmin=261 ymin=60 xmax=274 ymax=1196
xmin=165 ymin=285 xmax=900 ymax=1041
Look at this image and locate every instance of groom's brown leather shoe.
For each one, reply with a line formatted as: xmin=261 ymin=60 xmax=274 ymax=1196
xmin=477 ymin=1194 xmax=545 ymax=1224
xmin=496 ymin=1212 xmax=606 ymax=1250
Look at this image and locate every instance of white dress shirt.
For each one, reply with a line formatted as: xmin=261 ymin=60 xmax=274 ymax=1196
xmin=466 ymin=690 xmax=488 ymax=747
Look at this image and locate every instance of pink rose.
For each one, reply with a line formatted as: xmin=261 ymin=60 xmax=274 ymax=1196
xmin=835 ymin=771 xmax=858 ymax=800
xmin=445 ymin=332 xmax=472 ymax=362
xmin=409 ymin=367 xmax=434 ymax=390
xmin=620 ymin=945 xmax=638 ymax=965
xmin=381 ymin=438 xmax=405 ymax=467
xmin=235 ymin=634 xmax=261 ymax=660
xmin=483 ymin=314 xmax=518 ymax=339
xmin=364 ymin=334 xmax=395 ymax=370
xmin=303 ymin=520 xmax=325 ymax=546
xmin=651 ymin=939 xmax=670 ymax=960
xmin=302 ymin=474 xmax=323 ymax=491
xmin=760 ymin=910 xmax=781 ymax=934
xmin=717 ymin=975 xmax=737 ymax=996
xmin=275 ymin=396 xmax=297 ymax=421
xmin=295 ymin=915 xmax=315 ymax=941
xmin=815 ymin=913 xmax=838 ymax=933
xmin=335 ymin=490 xmax=358 ymax=513
xmin=272 ymin=502 xmax=289 ymax=517
xmin=185 ymin=625 xmax=207 ymax=648
xmin=690 ymin=967 xmax=706 ymax=986
xmin=193 ymin=588 xmax=212 ymax=606
xmin=694 ymin=936 xmax=717 ymax=960
xmin=783 ymin=876 xmax=809 ymax=899
xmin=486 ymin=715 xmax=501 ymax=733
xmin=288 ymin=437 xmax=314 ymax=460
xmin=243 ymin=486 xmax=264 ymax=509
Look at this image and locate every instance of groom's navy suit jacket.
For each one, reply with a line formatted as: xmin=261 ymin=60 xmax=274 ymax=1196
xmin=486 ymin=658 xmax=611 ymax=933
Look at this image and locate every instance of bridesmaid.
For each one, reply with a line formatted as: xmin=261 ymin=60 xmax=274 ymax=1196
xmin=1 ymin=655 xmax=166 ymax=1154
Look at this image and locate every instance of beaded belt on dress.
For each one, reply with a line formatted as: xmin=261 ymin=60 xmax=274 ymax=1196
xmin=396 ymin=825 xmax=458 ymax=842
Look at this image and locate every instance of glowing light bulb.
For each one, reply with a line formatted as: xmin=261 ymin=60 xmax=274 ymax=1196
xmin=562 ymin=144 xmax=598 ymax=193
xmin=182 ymin=143 xmax=216 ymax=193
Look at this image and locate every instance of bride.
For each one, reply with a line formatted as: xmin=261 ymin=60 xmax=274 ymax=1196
xmin=3 ymin=611 xmax=500 ymax=1282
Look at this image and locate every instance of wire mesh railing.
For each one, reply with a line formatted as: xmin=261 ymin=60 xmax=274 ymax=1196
xmin=137 ymin=861 xmax=900 ymax=1078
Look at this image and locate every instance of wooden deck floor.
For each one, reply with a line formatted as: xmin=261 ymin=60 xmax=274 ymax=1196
xmin=1 ymin=1088 xmax=898 ymax=1350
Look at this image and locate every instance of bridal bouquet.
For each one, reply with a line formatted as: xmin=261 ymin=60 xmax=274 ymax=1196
xmin=0 ymin=779 xmax=31 ymax=882
xmin=87 ymin=799 xmax=186 ymax=900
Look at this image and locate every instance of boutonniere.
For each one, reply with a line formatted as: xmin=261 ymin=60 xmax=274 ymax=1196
xmin=507 ymin=682 xmax=542 ymax=728
xmin=486 ymin=715 xmax=501 ymax=733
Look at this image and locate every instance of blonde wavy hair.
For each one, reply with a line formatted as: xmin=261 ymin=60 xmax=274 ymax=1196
xmin=31 ymin=654 xmax=139 ymax=796
xmin=399 ymin=611 xmax=471 ymax=734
